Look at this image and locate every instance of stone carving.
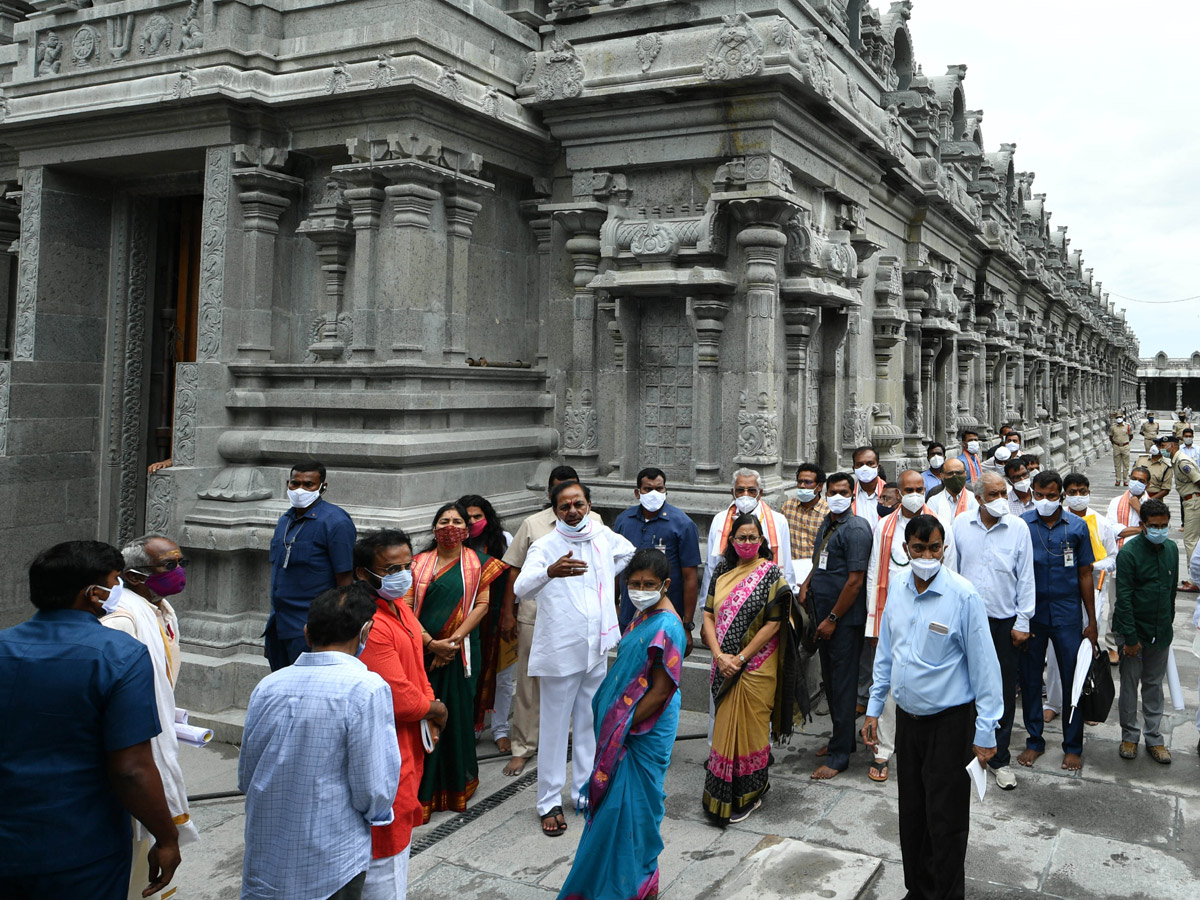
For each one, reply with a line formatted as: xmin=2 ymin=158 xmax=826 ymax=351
xmin=805 ymin=345 xmax=820 ymax=458
xmin=198 ymin=466 xmax=273 ymax=501
xmin=737 ymin=391 xmax=779 ymax=459
xmin=482 ymin=86 xmax=502 ymax=117
xmin=36 ymin=32 xmax=62 ymax=76
xmin=842 ymin=394 xmax=870 ymax=447
xmin=630 ymin=221 xmax=678 ymax=259
xmin=14 ymin=169 xmax=43 ymax=361
xmin=0 ymin=91 xmax=7 ymax=124
xmin=0 ymin=363 xmax=10 ymax=457
xmin=883 ymin=105 xmax=903 ymax=156
xmin=797 ymin=28 xmax=833 ymax=99
xmin=172 ymin=363 xmax=198 ymax=465
xmin=139 ymin=14 xmax=173 ymax=57
xmin=536 ymin=40 xmax=585 ymax=101
xmin=906 ymin=395 xmax=923 ymax=435
xmin=118 ymin=203 xmax=151 ymax=548
xmin=703 ymin=13 xmax=765 ymax=82
xmin=635 ymin=33 xmax=662 ymax=73
xmin=371 ymin=54 xmax=396 ymax=88
xmin=326 ymin=60 xmax=351 ymax=94
xmin=72 ymin=26 xmax=98 ymax=67
xmin=179 ymin=0 xmax=203 ymax=50
xmin=308 ymin=313 xmax=353 ymax=361
xmin=109 ymin=15 xmax=134 ymax=60
xmin=437 ymin=67 xmax=463 ymax=102
xmin=520 ymin=52 xmax=537 ymax=86
xmin=770 ymin=17 xmax=798 ymax=51
xmin=172 ymin=66 xmax=198 ymax=99
xmin=196 ymin=149 xmax=230 ymax=362
xmin=146 ymin=474 xmax=172 ymax=535
xmin=563 ymin=388 xmax=598 ymax=452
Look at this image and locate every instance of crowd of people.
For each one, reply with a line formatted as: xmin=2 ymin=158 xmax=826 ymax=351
xmin=3 ymin=409 xmax=1200 ymax=900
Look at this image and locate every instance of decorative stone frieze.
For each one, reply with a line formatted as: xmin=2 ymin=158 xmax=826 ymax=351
xmin=703 ymin=13 xmax=765 ymax=83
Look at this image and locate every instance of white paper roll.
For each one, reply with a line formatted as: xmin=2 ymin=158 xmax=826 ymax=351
xmin=1166 ymin=647 xmax=1185 ymax=711
xmin=420 ymin=720 xmax=435 ymax=753
xmin=174 ymin=708 xmax=189 ymax=725
xmin=175 ymin=722 xmax=213 ymax=747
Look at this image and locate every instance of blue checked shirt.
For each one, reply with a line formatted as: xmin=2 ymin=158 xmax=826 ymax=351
xmin=239 ymin=652 xmax=400 ymax=900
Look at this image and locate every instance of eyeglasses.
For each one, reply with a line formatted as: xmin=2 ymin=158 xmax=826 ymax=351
xmin=732 ymin=535 xmax=762 ymax=544
xmin=373 ymin=564 xmax=412 ymax=576
xmin=152 ymin=558 xmax=189 ymax=571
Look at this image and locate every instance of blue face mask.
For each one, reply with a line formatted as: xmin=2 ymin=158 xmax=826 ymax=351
xmin=377 ymin=569 xmax=412 ymax=601
xmin=355 ymin=623 xmax=370 ymax=657
xmin=1144 ymin=526 xmax=1170 ymax=545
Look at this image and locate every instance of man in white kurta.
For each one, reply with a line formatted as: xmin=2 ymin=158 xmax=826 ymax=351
xmin=103 ymin=534 xmax=200 ymax=900
xmin=925 ymin=458 xmax=979 ymax=533
xmin=512 ymin=483 xmax=635 ymax=825
xmin=863 ymin=471 xmax=958 ymax=774
xmin=701 ymin=468 xmax=795 ymax=599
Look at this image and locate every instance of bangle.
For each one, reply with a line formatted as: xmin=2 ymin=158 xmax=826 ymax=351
xmin=422 ymin=632 xmax=432 ymax=646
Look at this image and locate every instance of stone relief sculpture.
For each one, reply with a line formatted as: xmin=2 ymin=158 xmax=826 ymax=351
xmin=770 ymin=17 xmax=798 ymax=51
xmin=109 ymin=15 xmax=134 ymax=60
xmin=36 ymin=32 xmax=62 ymax=76
xmin=481 ymin=86 xmax=502 ymax=117
xmin=0 ymin=363 xmax=10 ymax=457
xmin=196 ymin=149 xmax=229 ymax=362
xmin=325 ymin=60 xmax=351 ymax=94
xmin=797 ymin=28 xmax=834 ymax=99
xmin=139 ymin=14 xmax=173 ymax=57
xmin=703 ymin=13 xmax=765 ymax=82
xmin=14 ymin=169 xmax=43 ymax=361
xmin=737 ymin=392 xmax=779 ymax=459
xmin=172 ymin=363 xmax=198 ymax=465
xmin=179 ymin=1 xmax=204 ymax=51
xmin=437 ymin=67 xmax=464 ymax=102
xmin=371 ymin=54 xmax=396 ymax=88
xmin=843 ymin=394 xmax=870 ymax=447
xmin=172 ymin=66 xmax=198 ymax=99
xmin=535 ymin=40 xmax=585 ymax=101
xmin=145 ymin=475 xmax=173 ymax=535
xmin=117 ymin=205 xmax=151 ymax=547
xmin=198 ymin=467 xmax=273 ymax=502
xmin=563 ymin=388 xmax=598 ymax=452
xmin=635 ymin=33 xmax=662 ymax=73
xmin=72 ymin=26 xmax=98 ymax=67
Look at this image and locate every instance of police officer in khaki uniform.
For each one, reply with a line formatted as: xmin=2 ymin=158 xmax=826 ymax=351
xmin=1140 ymin=413 xmax=1159 ymax=453
xmin=1173 ymin=415 xmax=1192 ymax=439
xmin=1109 ymin=413 xmax=1133 ymax=486
xmin=1135 ymin=440 xmax=1173 ymax=501
xmin=1161 ymin=434 xmax=1200 ymax=591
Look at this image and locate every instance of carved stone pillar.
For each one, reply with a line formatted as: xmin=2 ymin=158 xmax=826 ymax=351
xmin=1139 ymin=379 xmax=1147 ymax=412
xmin=384 ymin=166 xmax=446 ymax=364
xmin=781 ymin=300 xmax=819 ymax=472
xmin=12 ymin=167 xmax=43 ymax=361
xmin=920 ymin=342 xmax=937 ymax=438
xmin=692 ymin=294 xmax=732 ymax=484
xmin=197 ymin=148 xmax=232 ymax=363
xmin=0 ymin=189 xmax=20 ymax=359
xmin=443 ymin=187 xmax=488 ymax=363
xmin=1176 ymin=378 xmax=1184 ymax=414
xmin=233 ymin=157 xmax=302 ymax=360
xmin=341 ymin=172 xmax=387 ymax=360
xmin=297 ymin=180 xmax=354 ymax=361
xmin=520 ymin=202 xmax=553 ymax=368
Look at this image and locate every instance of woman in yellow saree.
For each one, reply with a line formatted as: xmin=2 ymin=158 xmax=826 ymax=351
xmin=700 ymin=513 xmax=795 ymax=826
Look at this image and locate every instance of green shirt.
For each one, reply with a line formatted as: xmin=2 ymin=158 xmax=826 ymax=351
xmin=1113 ymin=534 xmax=1177 ymax=647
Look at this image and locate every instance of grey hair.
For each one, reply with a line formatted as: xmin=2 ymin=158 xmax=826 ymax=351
xmin=972 ymin=471 xmax=1006 ymax=499
xmin=122 ymin=532 xmax=174 ymax=569
xmin=731 ymin=467 xmax=762 ymax=490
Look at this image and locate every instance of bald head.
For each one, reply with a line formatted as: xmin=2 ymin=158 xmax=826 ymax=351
xmin=942 ymin=458 xmax=966 ymax=477
xmin=898 ymin=469 xmax=925 ymax=492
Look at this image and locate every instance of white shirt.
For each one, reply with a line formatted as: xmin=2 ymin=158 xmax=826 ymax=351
xmin=952 ymin=509 xmax=1036 ymax=630
xmin=865 ymin=510 xmax=957 ymax=636
xmin=926 ymin=487 xmax=980 ymax=534
xmin=853 ymin=480 xmax=883 ymax=529
xmin=1181 ymin=445 xmax=1200 ymax=465
xmin=1070 ymin=509 xmax=1119 ymax=590
xmin=701 ymin=503 xmax=796 ymax=599
xmin=513 ymin=525 xmax=636 ymax=677
xmin=1106 ymin=491 xmax=1142 ymax=539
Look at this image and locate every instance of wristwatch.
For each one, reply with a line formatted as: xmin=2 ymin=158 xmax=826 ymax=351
xmin=827 ymin=612 xmax=840 ymax=623
xmin=738 ymin=654 xmax=746 ymax=665
xmin=683 ymin=621 xmax=695 ymax=633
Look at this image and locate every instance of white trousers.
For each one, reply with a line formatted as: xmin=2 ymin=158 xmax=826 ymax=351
xmin=492 ymin=662 xmax=516 ymax=740
xmin=537 ymin=660 xmax=606 ymax=816
xmin=362 ymin=845 xmax=411 ymax=900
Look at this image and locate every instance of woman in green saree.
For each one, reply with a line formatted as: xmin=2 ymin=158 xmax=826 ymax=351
xmin=409 ymin=501 xmax=507 ymax=822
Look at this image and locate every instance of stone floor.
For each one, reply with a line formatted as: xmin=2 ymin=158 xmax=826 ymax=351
xmin=173 ymin=454 xmax=1200 ymax=899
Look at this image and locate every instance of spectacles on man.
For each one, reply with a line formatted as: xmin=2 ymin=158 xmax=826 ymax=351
xmin=371 ymin=564 xmax=412 ymax=576
xmin=149 ymin=558 xmax=189 ymax=571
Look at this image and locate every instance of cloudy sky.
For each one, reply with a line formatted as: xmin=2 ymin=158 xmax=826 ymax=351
xmin=908 ymin=0 xmax=1199 ymax=358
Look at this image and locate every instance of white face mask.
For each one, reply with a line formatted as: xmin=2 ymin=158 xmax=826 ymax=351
xmin=910 ymin=558 xmax=941 ymax=581
xmin=288 ymin=486 xmax=323 ymax=508
xmin=901 ymin=493 xmax=925 ymax=514
xmin=1117 ymin=418 xmax=1124 ymax=424
xmin=1005 ymin=442 xmax=1021 ymax=454
xmin=639 ymin=490 xmax=666 ymax=513
xmin=966 ymin=441 xmax=982 ymax=455
xmin=929 ymin=455 xmax=945 ymax=469
xmin=1187 ymin=438 xmax=1195 ymax=447
xmin=1065 ymin=495 xmax=1090 ymax=512
xmin=733 ymin=495 xmax=759 ymax=515
xmin=627 ymin=586 xmax=664 ymax=612
xmin=795 ymin=487 xmax=817 ymax=503
xmin=827 ymin=494 xmax=853 ymax=514
xmin=1033 ymin=497 xmax=1061 ymax=516
xmin=984 ymin=498 xmax=1008 ymax=518
xmin=855 ymin=465 xmax=879 ymax=484
xmin=93 ymin=578 xmax=125 ymax=615
xmin=1013 ymin=478 xmax=1031 ymax=494
xmin=1128 ymin=480 xmax=1147 ymax=496
xmin=1150 ymin=445 xmax=1161 ymax=457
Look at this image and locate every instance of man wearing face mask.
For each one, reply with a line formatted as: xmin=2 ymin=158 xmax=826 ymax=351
xmin=798 ymin=472 xmax=873 ymax=780
xmin=1181 ymin=427 xmax=1199 ymax=466
xmin=984 ymin=443 xmax=1012 ymax=477
xmin=1136 ymin=437 xmax=1174 ymax=502
xmin=1109 ymin=413 xmax=1133 ymax=486
xmin=0 ymin=541 xmax=180 ymax=900
xmin=960 ymin=429 xmax=984 ymax=484
xmin=1004 ymin=456 xmax=1036 ymax=515
xmin=701 ymin=468 xmax=795 ymax=600
xmin=782 ymin=463 xmax=831 ymax=585
xmin=863 ymin=515 xmax=1001 ymax=900
xmin=922 ymin=442 xmax=947 ymax=493
xmin=1162 ymin=433 xmax=1200 ymax=593
xmin=850 ymin=446 xmax=885 ymax=529
xmin=353 ymin=530 xmax=446 ymax=900
xmin=613 ymin=467 xmax=701 ymax=642
xmin=266 ymin=459 xmax=357 ymax=671
xmin=1106 ymin=467 xmax=1152 ymax=664
xmin=862 ymin=470 xmax=958 ymax=783
xmin=925 ymin=457 xmax=980 ymax=531
xmin=983 ymin=424 xmax=1014 ymax=462
xmin=1018 ymin=470 xmax=1096 ymax=772
xmin=1113 ymin=499 xmax=1177 ymax=764
xmin=953 ymin=472 xmax=1035 ymax=790
xmin=104 ymin=534 xmax=199 ymax=900
xmin=1141 ymin=413 xmax=1159 ymax=453
xmin=240 ymin=583 xmax=400 ymax=900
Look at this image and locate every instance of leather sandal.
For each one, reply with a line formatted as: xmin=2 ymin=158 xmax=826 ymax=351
xmin=868 ymin=759 xmax=889 ymax=783
xmin=540 ymin=806 xmax=567 ymax=837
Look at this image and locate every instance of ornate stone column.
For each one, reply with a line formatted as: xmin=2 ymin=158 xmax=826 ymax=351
xmin=780 ymin=299 xmax=819 ymax=472
xmin=1177 ymin=378 xmax=1184 ymax=414
xmin=442 ymin=186 xmax=489 ymax=364
xmin=340 ymin=172 xmax=387 ymax=360
xmin=692 ymin=294 xmax=732 ymax=483
xmin=384 ymin=165 xmax=446 ymax=364
xmin=520 ymin=201 xmax=553 ymax=368
xmin=297 ymin=180 xmax=355 ymax=361
xmin=12 ymin=167 xmax=43 ymax=361
xmin=1139 ymin=379 xmax=1147 ymax=412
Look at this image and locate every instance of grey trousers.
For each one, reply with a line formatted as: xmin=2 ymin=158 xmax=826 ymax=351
xmin=1118 ymin=642 xmax=1170 ymax=746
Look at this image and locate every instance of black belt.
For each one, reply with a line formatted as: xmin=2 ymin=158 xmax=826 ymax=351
xmin=897 ymin=701 xmax=974 ymax=722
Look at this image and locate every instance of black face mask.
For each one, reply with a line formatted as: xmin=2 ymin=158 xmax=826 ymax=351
xmin=877 ymin=502 xmax=897 ymax=519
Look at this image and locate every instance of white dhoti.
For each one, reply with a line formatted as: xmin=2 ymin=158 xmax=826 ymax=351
xmin=362 ymin=844 xmax=412 ymax=900
xmin=491 ymin=662 xmax=516 ymax=740
xmin=537 ymin=659 xmax=606 ymax=816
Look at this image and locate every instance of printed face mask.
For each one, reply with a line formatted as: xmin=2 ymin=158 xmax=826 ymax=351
xmin=434 ymin=524 xmax=469 ymax=545
xmin=733 ymin=540 xmax=762 ymax=560
xmin=144 ymin=567 xmax=186 ymax=597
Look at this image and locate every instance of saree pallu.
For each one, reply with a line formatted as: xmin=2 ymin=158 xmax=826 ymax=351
xmin=473 ymin=566 xmax=513 ymax=731
xmin=414 ymin=548 xmax=505 ymax=822
xmin=702 ymin=559 xmax=791 ymax=825
xmin=557 ymin=609 xmax=685 ymax=900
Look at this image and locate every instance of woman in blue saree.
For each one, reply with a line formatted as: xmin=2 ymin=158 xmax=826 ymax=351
xmin=558 ymin=549 xmax=685 ymax=900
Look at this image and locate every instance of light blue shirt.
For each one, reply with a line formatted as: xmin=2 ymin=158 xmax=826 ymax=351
xmin=952 ymin=509 xmax=1037 ymax=631
xmin=867 ymin=567 xmax=1003 ymax=747
xmin=240 ymin=652 xmax=400 ymax=900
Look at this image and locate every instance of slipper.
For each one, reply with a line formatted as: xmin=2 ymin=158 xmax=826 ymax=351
xmin=729 ymin=798 xmax=761 ymax=824
xmin=1179 ymin=582 xmax=1200 ymax=593
xmin=868 ymin=759 xmax=889 ymax=783
xmin=540 ymin=806 xmax=566 ymax=837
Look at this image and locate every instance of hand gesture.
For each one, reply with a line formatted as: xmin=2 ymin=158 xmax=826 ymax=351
xmin=427 ymin=638 xmax=458 ymax=667
xmin=143 ymin=842 xmax=181 ymax=898
xmin=715 ymin=652 xmax=741 ymax=678
xmin=548 ymin=551 xmax=588 ymax=579
xmin=861 ymin=715 xmax=879 ymax=751
xmin=973 ymin=744 xmax=996 ymax=767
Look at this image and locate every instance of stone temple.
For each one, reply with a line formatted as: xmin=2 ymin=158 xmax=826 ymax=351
xmin=0 ymin=0 xmax=1141 ymax=716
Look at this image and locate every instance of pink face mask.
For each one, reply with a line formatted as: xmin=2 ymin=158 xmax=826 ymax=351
xmin=144 ymin=566 xmax=186 ymax=597
xmin=733 ymin=540 xmax=762 ymax=560
xmin=467 ymin=518 xmax=488 ymax=538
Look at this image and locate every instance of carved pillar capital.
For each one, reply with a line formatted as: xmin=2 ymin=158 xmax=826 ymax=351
xmin=233 ymin=168 xmax=302 ymax=235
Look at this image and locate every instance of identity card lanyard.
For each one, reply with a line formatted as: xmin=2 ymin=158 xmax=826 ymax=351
xmin=1034 ymin=521 xmax=1073 ymax=568
xmin=282 ymin=518 xmax=308 ymax=569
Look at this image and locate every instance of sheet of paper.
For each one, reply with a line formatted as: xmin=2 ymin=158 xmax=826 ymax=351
xmin=965 ymin=756 xmax=987 ymax=802
xmin=1167 ymin=647 xmax=1184 ymax=711
xmin=420 ymin=720 xmax=435 ymax=753
xmin=175 ymin=723 xmax=212 ymax=747
xmin=174 ymin=708 xmax=189 ymax=725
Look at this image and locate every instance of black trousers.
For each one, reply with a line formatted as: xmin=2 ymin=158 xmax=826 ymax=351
xmin=817 ymin=621 xmax=865 ymax=771
xmin=895 ymin=703 xmax=974 ymax=900
xmin=987 ymin=616 xmax=1019 ymax=768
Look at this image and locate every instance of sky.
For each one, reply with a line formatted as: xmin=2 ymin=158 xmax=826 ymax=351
xmin=907 ymin=0 xmax=1199 ymax=358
